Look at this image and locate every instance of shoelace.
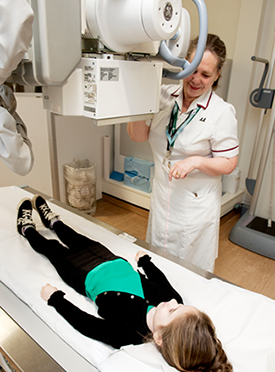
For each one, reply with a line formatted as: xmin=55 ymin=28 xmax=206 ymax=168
xmin=39 ymin=203 xmax=58 ymax=221
xmin=18 ymin=209 xmax=34 ymax=226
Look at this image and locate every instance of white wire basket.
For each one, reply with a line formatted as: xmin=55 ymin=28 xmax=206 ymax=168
xmin=63 ymin=160 xmax=96 ymax=215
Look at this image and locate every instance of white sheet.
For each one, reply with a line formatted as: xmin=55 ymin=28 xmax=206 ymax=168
xmin=0 ymin=186 xmax=275 ymax=372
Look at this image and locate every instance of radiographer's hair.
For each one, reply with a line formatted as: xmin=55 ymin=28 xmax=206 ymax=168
xmin=155 ymin=310 xmax=233 ymax=372
xmin=186 ymin=33 xmax=227 ymax=90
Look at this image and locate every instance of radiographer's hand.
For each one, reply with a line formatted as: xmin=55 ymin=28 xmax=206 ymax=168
xmin=169 ymin=155 xmax=239 ymax=181
xmin=169 ymin=157 xmax=199 ymax=181
xmin=41 ymin=283 xmax=58 ymax=301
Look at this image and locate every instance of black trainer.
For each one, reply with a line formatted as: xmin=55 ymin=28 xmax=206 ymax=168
xmin=32 ymin=195 xmax=59 ymax=229
xmin=17 ymin=198 xmax=36 ymax=236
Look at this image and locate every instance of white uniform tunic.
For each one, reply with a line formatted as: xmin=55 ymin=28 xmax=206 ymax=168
xmin=0 ymin=0 xmax=34 ymax=176
xmin=146 ymin=85 xmax=239 ymax=272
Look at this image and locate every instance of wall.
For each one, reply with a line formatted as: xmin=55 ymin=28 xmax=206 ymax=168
xmin=118 ymin=0 xmax=241 ymax=161
xmin=182 ymin=0 xmax=241 ymax=59
xmin=0 ymin=94 xmax=53 ymax=196
xmin=253 ymin=1 xmax=275 ymax=219
xmin=2 ymin=0 xmax=274 ymax=220
xmin=53 ymin=115 xmax=114 ymax=203
xmin=190 ymin=0 xmax=275 ymax=221
xmin=119 ymin=0 xmax=275 ymax=220
xmin=227 ymin=0 xmax=275 ymax=219
xmin=115 ymin=0 xmax=242 ymax=203
xmin=0 ymin=95 xmax=114 ymax=204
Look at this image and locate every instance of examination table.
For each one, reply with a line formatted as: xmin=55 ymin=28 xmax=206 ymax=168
xmin=0 ymin=186 xmax=275 ymax=372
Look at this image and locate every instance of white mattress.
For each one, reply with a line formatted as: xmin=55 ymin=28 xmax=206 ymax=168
xmin=0 ymin=186 xmax=275 ymax=372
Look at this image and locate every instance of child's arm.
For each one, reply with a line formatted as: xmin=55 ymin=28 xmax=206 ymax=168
xmin=41 ymin=283 xmax=58 ymax=301
xmin=136 ymin=251 xmax=170 ymax=284
xmin=47 ymin=291 xmax=111 ymax=341
xmin=43 ymin=289 xmax=123 ymax=347
xmin=136 ymin=252 xmax=183 ymax=304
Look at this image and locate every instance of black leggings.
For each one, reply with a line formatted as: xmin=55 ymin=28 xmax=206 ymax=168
xmin=24 ymin=221 xmax=121 ymax=296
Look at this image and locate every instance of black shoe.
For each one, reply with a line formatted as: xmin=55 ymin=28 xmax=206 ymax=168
xmin=17 ymin=198 xmax=36 ymax=236
xmin=32 ymin=195 xmax=59 ymax=229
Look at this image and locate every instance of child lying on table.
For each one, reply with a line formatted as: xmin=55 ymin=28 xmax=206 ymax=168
xmin=16 ymin=195 xmax=232 ymax=372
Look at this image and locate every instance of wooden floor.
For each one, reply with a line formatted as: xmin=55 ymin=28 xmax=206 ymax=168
xmin=94 ymin=194 xmax=275 ymax=301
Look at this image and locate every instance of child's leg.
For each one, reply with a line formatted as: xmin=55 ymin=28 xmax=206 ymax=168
xmin=24 ymin=227 xmax=87 ymax=295
xmin=33 ymin=195 xmax=97 ymax=253
xmin=24 ymin=225 xmax=69 ymax=258
xmin=52 ymin=220 xmax=97 ymax=253
xmin=17 ymin=198 xmax=87 ymax=295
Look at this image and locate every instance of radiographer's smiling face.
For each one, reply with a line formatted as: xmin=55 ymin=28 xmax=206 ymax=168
xmin=183 ymin=50 xmax=220 ymax=101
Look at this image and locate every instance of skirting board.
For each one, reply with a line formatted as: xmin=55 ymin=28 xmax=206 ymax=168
xmin=102 ymin=178 xmax=244 ymax=216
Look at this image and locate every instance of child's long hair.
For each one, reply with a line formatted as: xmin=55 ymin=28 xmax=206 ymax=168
xmin=153 ymin=310 xmax=232 ymax=372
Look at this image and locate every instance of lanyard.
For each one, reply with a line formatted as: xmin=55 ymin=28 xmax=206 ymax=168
xmin=166 ymin=102 xmax=201 ymax=151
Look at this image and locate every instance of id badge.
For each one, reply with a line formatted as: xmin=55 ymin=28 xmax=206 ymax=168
xmin=162 ymin=151 xmax=171 ymax=173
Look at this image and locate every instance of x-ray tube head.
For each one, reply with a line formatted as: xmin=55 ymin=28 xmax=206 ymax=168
xmin=6 ymin=0 xmax=208 ymax=124
xmin=85 ymin=0 xmax=182 ymax=53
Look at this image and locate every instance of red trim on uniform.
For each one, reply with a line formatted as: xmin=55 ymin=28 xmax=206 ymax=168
xmin=171 ymin=87 xmax=181 ymax=97
xmin=198 ymin=92 xmax=213 ymax=110
xmin=170 ymin=89 xmax=213 ymax=107
xmin=212 ymin=145 xmax=239 ymax=153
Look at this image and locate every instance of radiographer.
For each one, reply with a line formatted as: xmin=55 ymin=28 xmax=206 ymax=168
xmin=128 ymin=34 xmax=239 ymax=272
xmin=0 ymin=0 xmax=34 ymax=176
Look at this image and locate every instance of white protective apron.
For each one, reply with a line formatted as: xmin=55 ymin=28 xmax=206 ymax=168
xmin=146 ymin=88 xmax=224 ymax=273
xmin=146 ymin=171 xmax=221 ymax=273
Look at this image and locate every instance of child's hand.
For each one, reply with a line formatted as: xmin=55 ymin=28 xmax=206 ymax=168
xmin=135 ymin=251 xmax=148 ymax=262
xmin=40 ymin=283 xmax=58 ymax=301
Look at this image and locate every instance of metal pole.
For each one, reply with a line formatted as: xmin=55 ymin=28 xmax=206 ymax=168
xmin=46 ymin=111 xmax=60 ymax=200
xmin=249 ymin=103 xmax=275 ymax=215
